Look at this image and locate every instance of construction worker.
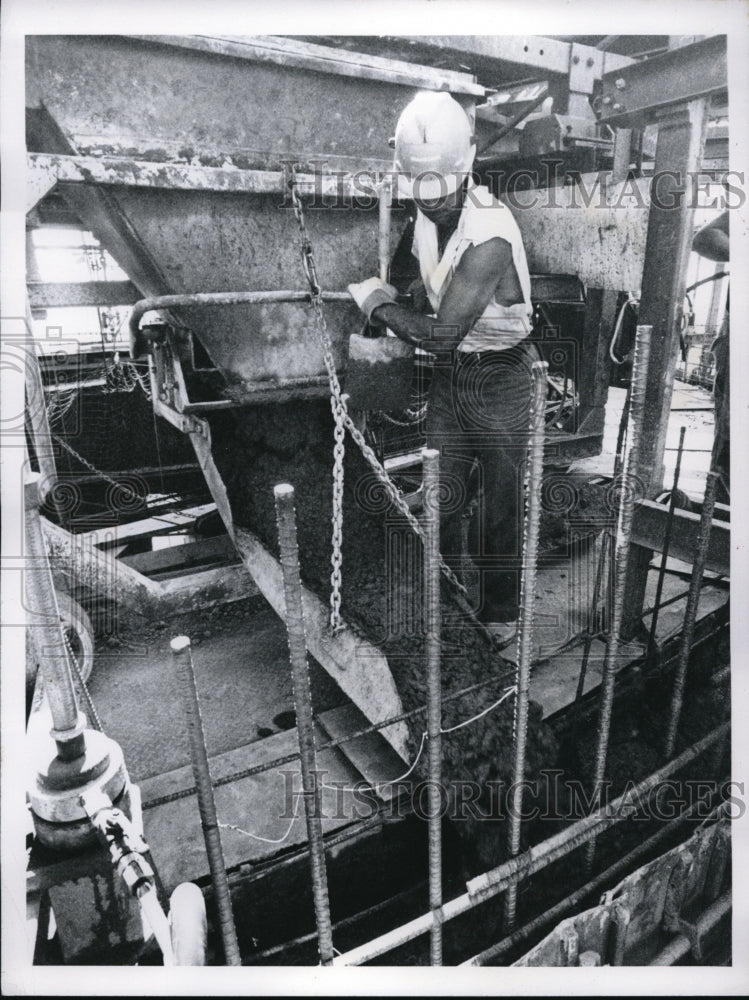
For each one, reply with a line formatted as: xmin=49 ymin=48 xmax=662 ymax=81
xmin=348 ymin=91 xmax=538 ymax=640
xmin=691 ymin=210 xmax=729 ymax=503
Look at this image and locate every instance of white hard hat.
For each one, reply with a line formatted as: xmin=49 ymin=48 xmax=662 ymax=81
xmin=393 ymin=91 xmax=476 ymax=202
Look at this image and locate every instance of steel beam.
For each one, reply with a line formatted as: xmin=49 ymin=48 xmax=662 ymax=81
xmin=405 ymin=35 xmax=632 ymax=79
xmin=28 ymin=154 xmax=385 ymax=199
xmin=599 ymin=35 xmax=727 ymax=126
xmin=632 ymin=500 xmax=731 ymax=576
xmin=27 ymin=280 xmax=140 ymax=309
xmin=621 ymin=99 xmax=708 ymax=637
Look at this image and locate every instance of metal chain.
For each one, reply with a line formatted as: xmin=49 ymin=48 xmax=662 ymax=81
xmin=288 ymin=165 xmax=347 ymax=631
xmin=286 ymin=167 xmax=467 ymax=602
xmin=100 ymin=355 xmax=152 ymax=399
xmin=52 ymin=433 xmax=138 ymax=504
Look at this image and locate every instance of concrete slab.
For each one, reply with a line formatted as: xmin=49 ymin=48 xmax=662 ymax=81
xmin=140 ymin=724 xmax=365 ymax=893
xmin=86 ymin=597 xmax=346 ymax=782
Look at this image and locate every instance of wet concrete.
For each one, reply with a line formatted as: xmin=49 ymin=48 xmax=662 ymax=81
xmin=205 ymin=399 xmax=561 ymax=869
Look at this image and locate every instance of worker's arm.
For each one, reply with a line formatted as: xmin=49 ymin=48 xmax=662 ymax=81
xmin=692 ymin=210 xmax=729 ymax=262
xmin=371 ymin=238 xmax=516 ymax=352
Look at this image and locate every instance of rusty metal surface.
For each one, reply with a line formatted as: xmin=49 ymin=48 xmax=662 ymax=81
xmin=112 ymin=187 xmax=379 ymax=382
xmin=512 ymin=178 xmax=650 ymax=291
xmin=26 ymin=35 xmax=476 ymax=170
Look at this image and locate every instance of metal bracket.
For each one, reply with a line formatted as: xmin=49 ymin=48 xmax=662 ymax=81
xmin=149 ymin=333 xmax=209 ymax=439
xmin=569 ymin=43 xmax=604 ymax=96
xmin=599 ymin=35 xmax=727 ymax=126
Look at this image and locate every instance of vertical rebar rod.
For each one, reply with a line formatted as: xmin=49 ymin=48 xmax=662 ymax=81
xmin=584 ymin=324 xmax=652 ymax=875
xmin=170 ymin=635 xmax=241 ymax=966
xmin=274 ymin=483 xmax=334 ymax=967
xmin=571 ymin=530 xmax=611 ymax=738
xmin=422 ymin=447 xmax=443 ymax=965
xmin=646 ymin=426 xmax=687 ymax=664
xmin=663 ymin=469 xmax=719 ymax=759
xmin=25 ymin=474 xmax=85 ymax=760
xmin=503 ymin=360 xmax=548 ymax=931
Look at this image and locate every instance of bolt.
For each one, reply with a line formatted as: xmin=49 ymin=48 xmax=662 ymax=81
xmin=613 ymin=103 xmax=623 ymax=112
xmin=615 ymin=77 xmax=626 ymax=90
xmin=572 ymin=55 xmax=580 ymax=65
xmin=587 ymin=57 xmax=595 ymax=68
xmin=602 ymin=96 xmax=612 ymax=106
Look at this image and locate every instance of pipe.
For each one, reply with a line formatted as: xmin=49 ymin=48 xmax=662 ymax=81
xmin=504 ymin=360 xmax=548 ymax=931
xmin=646 ymin=425 xmax=687 ymax=665
xmin=24 ymin=475 xmax=86 ymax=760
xmin=181 ymin=376 xmax=330 ymax=411
xmin=462 ymin=797 xmax=722 ymax=966
xmin=170 ymin=635 xmax=241 ymax=966
xmin=333 ymin=722 xmax=727 ymax=965
xmin=422 ymin=448 xmax=443 ymax=965
xmin=649 ymin=891 xmax=731 ymax=965
xmin=584 ymin=323 xmax=652 ymax=875
xmin=274 ymin=483 xmax=334 ymax=967
xmin=663 ymin=470 xmax=719 ymax=759
xmin=129 ymin=290 xmax=351 ymax=357
xmin=378 ymin=176 xmax=392 ymax=283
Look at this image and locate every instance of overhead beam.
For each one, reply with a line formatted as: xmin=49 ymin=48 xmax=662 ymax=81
xmin=408 ymin=35 xmax=632 ymax=78
xmin=599 ymin=35 xmax=726 ymax=126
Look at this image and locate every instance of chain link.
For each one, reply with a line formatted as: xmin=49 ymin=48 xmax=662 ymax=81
xmin=286 ymin=165 xmax=467 ymax=607
xmin=288 ymin=167 xmax=347 ymax=631
xmin=52 ymin=433 xmax=140 ymax=506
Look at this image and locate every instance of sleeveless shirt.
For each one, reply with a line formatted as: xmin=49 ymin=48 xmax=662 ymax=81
xmin=412 ymin=183 xmax=533 ymax=352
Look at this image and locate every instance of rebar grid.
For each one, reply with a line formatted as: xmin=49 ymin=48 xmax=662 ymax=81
xmin=332 ymin=723 xmax=727 ymax=965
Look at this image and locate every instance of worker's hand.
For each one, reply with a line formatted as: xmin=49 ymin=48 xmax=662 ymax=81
xmin=347 ymin=277 xmax=398 ymax=321
xmin=407 ymin=278 xmax=430 ymax=314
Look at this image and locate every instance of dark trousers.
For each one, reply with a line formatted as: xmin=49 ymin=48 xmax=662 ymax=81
xmin=426 ymin=340 xmax=539 ymax=623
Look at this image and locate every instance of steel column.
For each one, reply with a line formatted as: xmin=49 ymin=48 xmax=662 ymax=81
xmin=621 ymin=98 xmax=708 ymax=638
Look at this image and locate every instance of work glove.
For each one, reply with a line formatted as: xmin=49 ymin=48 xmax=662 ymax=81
xmin=347 ymin=276 xmax=397 ymax=322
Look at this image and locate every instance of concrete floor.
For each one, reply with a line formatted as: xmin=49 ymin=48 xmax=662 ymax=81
xmin=572 ymin=381 xmax=716 ymax=501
